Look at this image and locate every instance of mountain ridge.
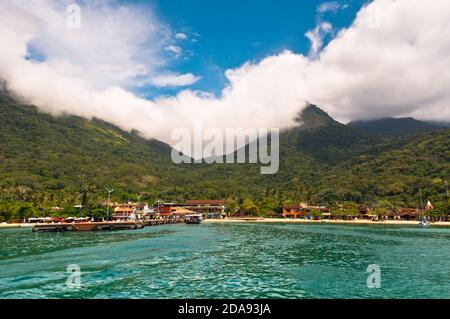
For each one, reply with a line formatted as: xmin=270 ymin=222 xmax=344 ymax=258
xmin=0 ymin=90 xmax=448 ymax=216
xmin=348 ymin=117 xmax=445 ymax=137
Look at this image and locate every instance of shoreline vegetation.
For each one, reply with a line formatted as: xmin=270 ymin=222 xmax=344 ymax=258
xmin=2 ymin=219 xmax=450 ymax=228
xmin=203 ymin=218 xmax=450 ymax=226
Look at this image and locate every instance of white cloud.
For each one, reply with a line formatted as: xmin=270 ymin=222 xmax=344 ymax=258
xmin=175 ymin=32 xmax=187 ymax=40
xmin=152 ymin=73 xmax=200 ymax=87
xmin=164 ymin=45 xmax=182 ymax=57
xmin=305 ymin=22 xmax=333 ymax=58
xmin=1 ymin=0 xmax=168 ymax=90
xmin=0 ymin=0 xmax=450 ymax=158
xmin=317 ymin=1 xmax=348 ymax=13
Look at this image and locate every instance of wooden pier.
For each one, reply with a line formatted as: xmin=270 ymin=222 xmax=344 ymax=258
xmin=32 ymin=219 xmax=183 ymax=232
xmin=32 ymin=221 xmax=145 ymax=232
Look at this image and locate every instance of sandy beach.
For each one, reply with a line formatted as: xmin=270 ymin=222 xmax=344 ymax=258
xmin=0 ymin=223 xmax=35 ymax=228
xmin=2 ymin=219 xmax=449 ymax=228
xmin=203 ymin=218 xmax=450 ymax=226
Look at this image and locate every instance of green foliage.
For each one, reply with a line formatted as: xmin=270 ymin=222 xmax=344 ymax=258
xmin=309 ymin=209 xmax=322 ymax=217
xmin=331 ymin=201 xmax=359 ymax=217
xmin=374 ymin=200 xmax=396 ymax=216
xmin=224 ymin=198 xmax=238 ymax=215
xmin=240 ymin=198 xmax=259 ymax=216
xmin=0 ymin=92 xmax=449 ymax=221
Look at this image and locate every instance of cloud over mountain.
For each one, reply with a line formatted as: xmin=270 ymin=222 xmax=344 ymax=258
xmin=0 ymin=0 xmax=449 ymax=152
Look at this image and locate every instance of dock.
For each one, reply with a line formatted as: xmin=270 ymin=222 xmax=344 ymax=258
xmin=32 ymin=219 xmax=183 ymax=232
xmin=32 ymin=221 xmax=145 ymax=232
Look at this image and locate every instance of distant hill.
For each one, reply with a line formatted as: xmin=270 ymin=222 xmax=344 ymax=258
xmin=425 ymin=120 xmax=450 ymax=128
xmin=347 ymin=117 xmax=444 ymax=137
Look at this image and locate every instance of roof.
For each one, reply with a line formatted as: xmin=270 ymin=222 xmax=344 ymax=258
xmin=172 ymin=207 xmax=195 ymax=215
xmin=184 ymin=199 xmax=225 ymax=206
xmin=283 ymin=205 xmax=302 ymax=210
xmin=283 ymin=205 xmax=328 ymax=212
xmin=398 ymin=208 xmax=419 ymax=216
xmin=398 ymin=208 xmax=418 ymax=213
xmin=114 ymin=207 xmax=135 ymax=212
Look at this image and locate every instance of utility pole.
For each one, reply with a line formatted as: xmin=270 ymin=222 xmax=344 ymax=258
xmin=106 ymin=188 xmax=114 ymax=221
xmin=419 ymin=188 xmax=424 ymax=211
xmin=137 ymin=194 xmax=142 ymax=220
xmin=445 ymin=180 xmax=449 ymax=197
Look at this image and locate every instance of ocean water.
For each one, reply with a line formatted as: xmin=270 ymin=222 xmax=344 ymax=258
xmin=0 ymin=222 xmax=449 ymax=299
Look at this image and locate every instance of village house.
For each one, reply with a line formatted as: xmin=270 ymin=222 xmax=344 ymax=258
xmin=111 ymin=202 xmax=145 ymax=220
xmin=183 ymin=199 xmax=226 ymax=219
xmin=282 ymin=203 xmax=330 ymax=220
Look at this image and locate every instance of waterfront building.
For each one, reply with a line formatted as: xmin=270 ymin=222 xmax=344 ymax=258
xmin=183 ymin=199 xmax=226 ymax=219
xmin=282 ymin=204 xmax=329 ymax=219
xmin=112 ymin=202 xmax=145 ymax=220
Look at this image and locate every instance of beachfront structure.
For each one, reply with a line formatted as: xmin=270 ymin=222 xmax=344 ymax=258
xmin=282 ymin=204 xmax=330 ymax=219
xmin=396 ymin=208 xmax=421 ymax=220
xmin=183 ymin=199 xmax=226 ymax=219
xmin=282 ymin=203 xmax=426 ymax=221
xmin=112 ymin=202 xmax=145 ymax=220
xmin=153 ymin=201 xmax=176 ymax=219
xmin=171 ymin=207 xmax=195 ymax=216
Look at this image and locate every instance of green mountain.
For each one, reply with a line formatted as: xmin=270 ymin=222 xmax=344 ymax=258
xmin=0 ymin=90 xmax=187 ymax=203
xmin=0 ymin=89 xmax=449 ymax=219
xmin=347 ymin=117 xmax=444 ymax=137
xmin=283 ymin=104 xmax=378 ymax=163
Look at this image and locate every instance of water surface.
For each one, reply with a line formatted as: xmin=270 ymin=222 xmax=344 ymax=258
xmin=0 ymin=223 xmax=449 ymax=298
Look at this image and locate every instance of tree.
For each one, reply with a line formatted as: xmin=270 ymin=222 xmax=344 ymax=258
xmin=241 ymin=198 xmax=259 ymax=216
xmin=12 ymin=203 xmax=37 ymax=222
xmin=224 ymin=198 xmax=238 ymax=217
xmin=374 ymin=199 xmax=395 ymax=218
xmin=309 ymin=208 xmax=322 ymax=219
xmin=430 ymin=200 xmax=450 ymax=221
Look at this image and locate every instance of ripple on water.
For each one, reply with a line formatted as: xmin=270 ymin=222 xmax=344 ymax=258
xmin=0 ymin=223 xmax=449 ymax=298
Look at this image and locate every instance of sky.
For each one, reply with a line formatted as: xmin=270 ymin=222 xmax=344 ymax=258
xmin=130 ymin=0 xmax=366 ymax=98
xmin=1 ymin=0 xmax=450 ymax=151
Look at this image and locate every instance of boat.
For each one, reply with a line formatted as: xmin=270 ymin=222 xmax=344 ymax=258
xmin=185 ymin=214 xmax=202 ymax=224
xmin=419 ymin=219 xmax=430 ymax=227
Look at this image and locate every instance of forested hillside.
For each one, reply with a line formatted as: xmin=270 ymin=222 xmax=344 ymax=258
xmin=1 ymin=90 xmax=448 ymax=220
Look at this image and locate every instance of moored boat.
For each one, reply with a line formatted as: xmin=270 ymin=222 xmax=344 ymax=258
xmin=419 ymin=218 xmax=430 ymax=227
xmin=185 ymin=214 xmax=202 ymax=224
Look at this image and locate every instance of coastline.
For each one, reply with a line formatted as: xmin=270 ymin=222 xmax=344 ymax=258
xmin=203 ymin=218 xmax=450 ymax=226
xmin=2 ymin=219 xmax=450 ymax=228
xmin=0 ymin=223 xmax=35 ymax=228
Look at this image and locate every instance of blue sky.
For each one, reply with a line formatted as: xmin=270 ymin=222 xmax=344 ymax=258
xmin=128 ymin=0 xmax=368 ymax=98
xmin=6 ymin=0 xmax=447 ymax=145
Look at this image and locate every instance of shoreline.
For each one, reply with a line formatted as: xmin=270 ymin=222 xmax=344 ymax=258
xmin=203 ymin=218 xmax=450 ymax=226
xmin=0 ymin=223 xmax=35 ymax=228
xmin=2 ymin=219 xmax=450 ymax=228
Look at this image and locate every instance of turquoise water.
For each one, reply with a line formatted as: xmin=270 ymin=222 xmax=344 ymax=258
xmin=0 ymin=223 xmax=449 ymax=299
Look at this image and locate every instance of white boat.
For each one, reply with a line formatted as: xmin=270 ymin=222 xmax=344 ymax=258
xmin=420 ymin=219 xmax=430 ymax=227
xmin=185 ymin=214 xmax=202 ymax=224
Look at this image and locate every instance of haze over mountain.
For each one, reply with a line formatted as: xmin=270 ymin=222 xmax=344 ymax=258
xmin=348 ymin=117 xmax=445 ymax=137
xmin=1 ymin=0 xmax=450 ymax=149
